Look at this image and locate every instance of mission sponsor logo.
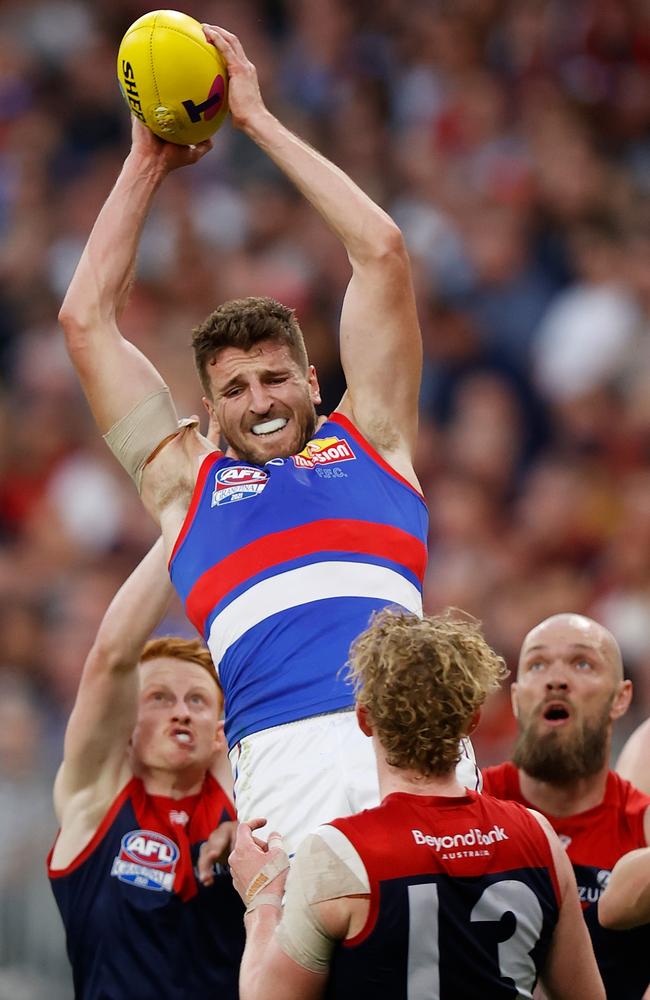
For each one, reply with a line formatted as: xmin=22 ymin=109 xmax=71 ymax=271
xmin=412 ymin=824 xmax=509 ymax=860
xmin=212 ymin=465 xmax=269 ymax=506
xmin=292 ymin=436 xmax=356 ymax=470
xmin=111 ymin=830 xmax=180 ymax=892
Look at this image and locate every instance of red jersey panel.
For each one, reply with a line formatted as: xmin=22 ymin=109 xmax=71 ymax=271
xmin=326 ymin=790 xmax=560 ymax=1000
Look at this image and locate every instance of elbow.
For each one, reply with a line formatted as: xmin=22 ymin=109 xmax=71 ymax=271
xmin=86 ymin=636 xmax=138 ymax=679
xmin=59 ymin=301 xmax=93 ymax=355
xmin=353 ymin=220 xmax=410 ymax=269
xmin=598 ymin=897 xmax=635 ymax=932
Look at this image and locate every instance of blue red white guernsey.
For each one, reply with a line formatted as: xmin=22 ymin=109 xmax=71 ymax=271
xmin=325 ymin=791 xmax=561 ymax=1000
xmin=483 ymin=762 xmax=650 ymax=999
xmin=169 ymin=413 xmax=429 ymax=747
xmin=47 ymin=774 xmax=244 ymax=1000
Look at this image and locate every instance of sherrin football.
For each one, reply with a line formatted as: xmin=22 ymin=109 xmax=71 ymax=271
xmin=117 ymin=10 xmax=228 ymax=145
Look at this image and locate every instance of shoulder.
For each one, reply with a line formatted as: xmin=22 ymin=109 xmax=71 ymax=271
xmin=326 ymin=408 xmax=423 ymax=495
xmin=481 ymin=761 xmax=521 ymax=800
xmin=144 ymin=427 xmax=220 ymax=506
xmin=606 ymin=770 xmax=650 ymax=813
xmin=291 ymin=827 xmax=370 ymax=904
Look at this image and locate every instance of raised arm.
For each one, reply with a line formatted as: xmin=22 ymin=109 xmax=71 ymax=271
xmin=54 ymin=539 xmax=173 ymax=826
xmin=203 ymin=26 xmax=422 ymax=473
xmin=59 ymin=121 xmax=211 ymax=433
xmin=58 ymin=121 xmax=214 ymax=519
xmin=616 ymin=718 xmax=650 ymax=794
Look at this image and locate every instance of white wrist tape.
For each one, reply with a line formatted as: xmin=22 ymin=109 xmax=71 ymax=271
xmin=244 ymin=852 xmax=290 ymax=909
xmin=246 ymin=892 xmax=284 ymax=913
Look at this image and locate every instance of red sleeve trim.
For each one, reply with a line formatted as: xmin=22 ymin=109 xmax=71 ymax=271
xmin=47 ymin=778 xmax=137 ymax=878
xmin=168 ymin=450 xmax=223 ymax=567
xmin=329 ymin=412 xmax=425 ymax=500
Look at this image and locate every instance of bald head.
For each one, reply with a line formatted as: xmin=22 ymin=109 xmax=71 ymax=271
xmin=518 ymin=614 xmax=623 ymax=682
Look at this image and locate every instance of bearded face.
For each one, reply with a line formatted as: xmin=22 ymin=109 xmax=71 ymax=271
xmin=512 ymin=697 xmax=613 ymax=784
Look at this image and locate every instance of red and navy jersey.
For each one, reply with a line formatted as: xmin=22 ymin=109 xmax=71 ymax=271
xmin=169 ymin=414 xmax=428 ymax=747
xmin=483 ymin=762 xmax=650 ymax=999
xmin=48 ymin=774 xmax=244 ymax=1000
xmin=325 ymin=791 xmax=561 ymax=1000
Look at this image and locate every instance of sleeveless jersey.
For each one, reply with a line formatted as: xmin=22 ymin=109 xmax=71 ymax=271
xmin=325 ymin=790 xmax=560 ymax=999
xmin=169 ymin=413 xmax=429 ymax=747
xmin=48 ymin=774 xmax=244 ymax=1000
xmin=483 ymin=762 xmax=650 ymax=999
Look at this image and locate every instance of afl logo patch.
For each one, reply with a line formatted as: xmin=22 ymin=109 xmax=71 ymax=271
xmin=211 ymin=465 xmax=269 ymax=507
xmin=110 ymin=830 xmax=180 ymax=892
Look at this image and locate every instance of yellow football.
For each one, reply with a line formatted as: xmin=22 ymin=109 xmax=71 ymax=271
xmin=117 ymin=10 xmax=228 ymax=145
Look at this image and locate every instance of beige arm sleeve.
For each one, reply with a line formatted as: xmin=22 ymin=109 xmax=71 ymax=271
xmin=276 ymin=827 xmax=370 ymax=974
xmin=102 ymin=387 xmax=197 ymax=492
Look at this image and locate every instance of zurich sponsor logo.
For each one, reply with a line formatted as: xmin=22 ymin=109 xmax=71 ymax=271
xmin=212 ymin=465 xmax=269 ymax=507
xmin=111 ymin=829 xmax=180 ymax=892
xmin=578 ymin=870 xmax=611 ymax=905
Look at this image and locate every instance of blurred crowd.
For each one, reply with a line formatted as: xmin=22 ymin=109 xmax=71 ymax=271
xmin=0 ymin=0 xmax=649 ymax=993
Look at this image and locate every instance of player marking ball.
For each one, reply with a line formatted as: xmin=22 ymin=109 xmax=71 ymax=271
xmin=117 ymin=10 xmax=228 ymax=145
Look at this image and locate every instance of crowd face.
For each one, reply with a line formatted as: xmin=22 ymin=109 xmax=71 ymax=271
xmin=205 ymin=340 xmax=321 ymax=465
xmin=131 ymin=658 xmax=223 ymax=776
xmin=511 ymin=615 xmax=632 ymax=782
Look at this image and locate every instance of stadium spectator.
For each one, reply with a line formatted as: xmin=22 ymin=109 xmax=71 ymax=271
xmin=48 ymin=540 xmax=244 ymax=1000
xmin=483 ymin=612 xmax=650 ymax=999
xmin=228 ymin=609 xmax=604 ymax=1000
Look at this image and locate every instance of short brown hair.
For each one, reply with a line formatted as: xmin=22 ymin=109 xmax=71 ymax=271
xmin=348 ymin=609 xmax=507 ymax=777
xmin=192 ymin=296 xmax=309 ymax=395
xmin=140 ymin=637 xmax=220 ymax=691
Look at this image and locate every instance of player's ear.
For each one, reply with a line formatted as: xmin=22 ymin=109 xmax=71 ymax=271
xmin=214 ymin=719 xmax=226 ymax=751
xmin=356 ymin=703 xmax=373 ymax=737
xmin=510 ymin=682 xmax=519 ymax=719
xmin=308 ymin=365 xmax=322 ymax=406
xmin=610 ymin=679 xmax=633 ymax=721
xmin=467 ymin=709 xmax=481 ymax=735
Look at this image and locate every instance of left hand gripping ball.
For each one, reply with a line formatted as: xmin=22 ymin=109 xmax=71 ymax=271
xmin=117 ymin=10 xmax=228 ymax=145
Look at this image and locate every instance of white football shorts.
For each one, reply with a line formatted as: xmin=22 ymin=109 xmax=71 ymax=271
xmin=229 ymin=710 xmax=481 ymax=855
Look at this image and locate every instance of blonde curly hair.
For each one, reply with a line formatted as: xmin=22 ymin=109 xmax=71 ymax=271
xmin=348 ymin=609 xmax=508 ymax=777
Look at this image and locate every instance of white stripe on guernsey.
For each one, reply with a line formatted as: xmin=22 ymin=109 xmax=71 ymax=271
xmin=207 ymin=561 xmax=423 ymax=668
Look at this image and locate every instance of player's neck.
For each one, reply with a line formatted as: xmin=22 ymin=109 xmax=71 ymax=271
xmin=137 ymin=762 xmax=207 ymax=799
xmin=517 ymin=767 xmax=609 ymax=817
xmin=378 ymin=761 xmax=466 ymax=800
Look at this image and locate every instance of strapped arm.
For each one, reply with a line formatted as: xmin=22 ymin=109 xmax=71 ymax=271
xmin=59 ymin=120 xmax=212 ymax=502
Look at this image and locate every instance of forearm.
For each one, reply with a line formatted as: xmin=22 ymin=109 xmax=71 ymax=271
xmin=599 ymin=848 xmax=650 ymax=929
xmin=244 ymin=110 xmax=401 ymax=264
xmin=60 ymin=151 xmax=165 ymax=336
xmin=91 ymin=537 xmax=172 ymax=671
xmin=240 ymin=907 xmax=283 ymax=1000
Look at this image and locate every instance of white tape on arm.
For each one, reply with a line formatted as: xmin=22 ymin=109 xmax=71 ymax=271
xmin=103 ymin=387 xmax=197 ymax=492
xmin=244 ymin=851 xmax=290 ymax=912
xmin=276 ymin=830 xmax=370 ymax=973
